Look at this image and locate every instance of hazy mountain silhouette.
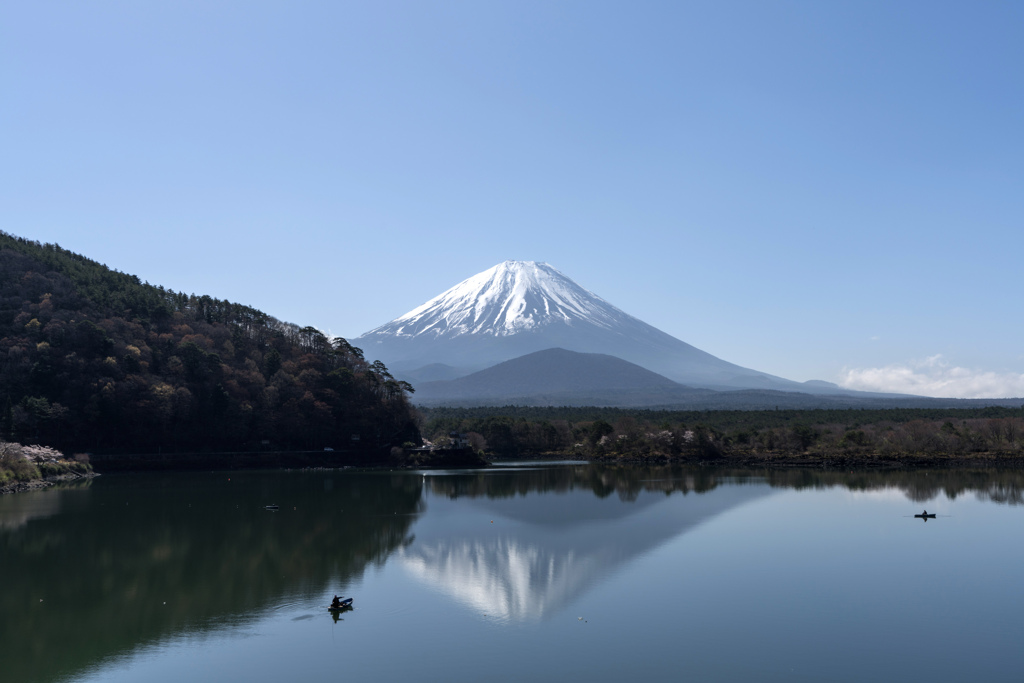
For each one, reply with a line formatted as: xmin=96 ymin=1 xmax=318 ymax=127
xmin=410 ymin=348 xmax=977 ymax=409
xmin=413 ymin=348 xmax=708 ymax=406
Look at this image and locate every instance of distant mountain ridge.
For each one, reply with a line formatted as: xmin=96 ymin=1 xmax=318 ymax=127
xmin=357 ymin=261 xmax=894 ymax=396
xmin=412 ymin=348 xmax=1022 ymax=409
xmin=413 ymin=348 xmax=706 ymax=407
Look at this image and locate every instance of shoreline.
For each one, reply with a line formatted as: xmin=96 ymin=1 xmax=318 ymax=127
xmin=593 ymin=450 xmax=1024 ymax=470
xmin=5 ymin=450 xmax=1023 ymax=496
xmin=0 ymin=471 xmax=100 ymax=496
xmin=86 ymin=446 xmax=488 ymax=472
xmin=481 ymin=449 xmax=1024 ymax=470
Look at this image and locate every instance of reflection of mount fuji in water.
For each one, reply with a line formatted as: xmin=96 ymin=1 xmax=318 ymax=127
xmin=400 ymin=468 xmax=774 ymax=621
xmin=10 ymin=466 xmax=1024 ymax=682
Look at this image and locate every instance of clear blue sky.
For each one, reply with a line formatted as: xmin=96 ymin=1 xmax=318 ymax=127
xmin=3 ymin=1 xmax=1022 ymax=397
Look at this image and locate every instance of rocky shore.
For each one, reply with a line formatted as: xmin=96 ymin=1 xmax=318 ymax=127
xmin=0 ymin=471 xmax=99 ymax=495
xmin=0 ymin=442 xmax=96 ymax=495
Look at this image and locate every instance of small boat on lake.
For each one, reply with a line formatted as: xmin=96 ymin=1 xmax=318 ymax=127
xmin=328 ymin=597 xmax=353 ymax=611
xmin=264 ymin=504 xmax=280 ymax=511
xmin=914 ymin=510 xmax=936 ymax=520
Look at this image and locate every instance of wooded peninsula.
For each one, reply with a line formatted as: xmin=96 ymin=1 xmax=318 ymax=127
xmin=0 ymin=231 xmax=418 ymax=489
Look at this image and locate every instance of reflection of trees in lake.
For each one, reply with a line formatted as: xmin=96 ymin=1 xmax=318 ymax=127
xmin=755 ymin=468 xmax=1024 ymax=505
xmin=0 ymin=472 xmax=423 ymax=683
xmin=978 ymin=483 xmax=1024 ymax=505
xmin=425 ymin=464 xmax=731 ymax=502
xmin=426 ymin=464 xmax=1024 ymax=506
xmin=0 ymin=479 xmax=95 ymax=530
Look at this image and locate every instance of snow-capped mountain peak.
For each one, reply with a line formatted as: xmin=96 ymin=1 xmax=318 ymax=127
xmin=353 ymin=260 xmax=810 ymax=394
xmin=366 ymin=261 xmax=628 ymax=339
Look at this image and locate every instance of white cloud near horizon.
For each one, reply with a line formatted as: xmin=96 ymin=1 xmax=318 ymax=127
xmin=839 ymin=355 xmax=1024 ymax=399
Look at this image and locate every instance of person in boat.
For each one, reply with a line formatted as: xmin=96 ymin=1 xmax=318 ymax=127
xmin=330 ymin=595 xmax=343 ymax=609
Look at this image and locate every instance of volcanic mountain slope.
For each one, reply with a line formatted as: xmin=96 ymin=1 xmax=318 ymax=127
xmin=357 ymin=261 xmax=836 ymax=393
xmin=411 ymin=348 xmax=963 ymax=409
xmin=413 ymin=348 xmax=710 ymax=407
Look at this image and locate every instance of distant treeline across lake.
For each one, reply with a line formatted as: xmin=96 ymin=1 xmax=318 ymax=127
xmin=421 ymin=405 xmax=1024 ymax=465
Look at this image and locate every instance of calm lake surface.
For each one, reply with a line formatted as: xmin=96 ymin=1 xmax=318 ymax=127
xmin=4 ymin=464 xmax=1024 ymax=683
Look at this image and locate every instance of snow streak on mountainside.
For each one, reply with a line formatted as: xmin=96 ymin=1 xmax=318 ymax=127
xmin=364 ymin=261 xmax=626 ymax=338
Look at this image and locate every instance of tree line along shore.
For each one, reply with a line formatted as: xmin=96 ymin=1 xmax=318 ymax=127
xmin=5 ymin=405 xmax=1024 ymax=492
xmin=420 ymin=405 xmax=1024 ymax=468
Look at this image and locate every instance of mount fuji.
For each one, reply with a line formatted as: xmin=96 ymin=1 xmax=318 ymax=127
xmin=354 ymin=261 xmax=844 ymax=395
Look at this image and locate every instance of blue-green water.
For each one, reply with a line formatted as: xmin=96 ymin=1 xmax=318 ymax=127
xmin=3 ymin=465 xmax=1023 ymax=682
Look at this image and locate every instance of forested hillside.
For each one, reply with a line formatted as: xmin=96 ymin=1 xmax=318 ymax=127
xmin=0 ymin=232 xmax=419 ymax=454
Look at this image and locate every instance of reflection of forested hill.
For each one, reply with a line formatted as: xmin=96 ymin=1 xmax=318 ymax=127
xmin=0 ymin=231 xmax=417 ymax=454
xmin=0 ymin=472 xmax=423 ymax=683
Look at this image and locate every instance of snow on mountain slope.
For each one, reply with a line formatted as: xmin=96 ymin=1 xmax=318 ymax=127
xmin=365 ymin=261 xmax=625 ymax=338
xmin=354 ymin=261 xmax=809 ymax=392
